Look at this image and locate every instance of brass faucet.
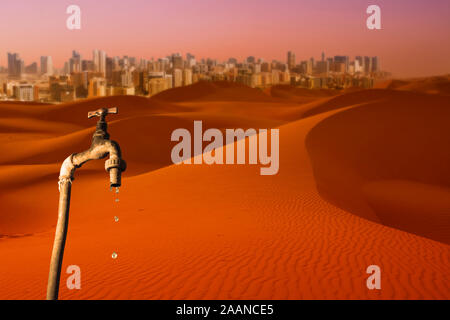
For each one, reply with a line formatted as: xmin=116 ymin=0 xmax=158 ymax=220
xmin=46 ymin=107 xmax=126 ymax=300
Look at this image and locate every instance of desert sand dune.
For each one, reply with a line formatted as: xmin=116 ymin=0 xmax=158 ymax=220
xmin=0 ymin=101 xmax=56 ymax=119
xmin=42 ymin=95 xmax=187 ymax=126
xmin=151 ymin=81 xmax=277 ymax=102
xmin=305 ymin=92 xmax=450 ymax=243
xmin=0 ymin=81 xmax=448 ymax=300
xmin=376 ymin=75 xmax=450 ymax=95
xmin=269 ymin=85 xmax=340 ymax=104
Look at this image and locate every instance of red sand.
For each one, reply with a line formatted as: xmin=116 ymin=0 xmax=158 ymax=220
xmin=0 ymin=81 xmax=448 ymax=299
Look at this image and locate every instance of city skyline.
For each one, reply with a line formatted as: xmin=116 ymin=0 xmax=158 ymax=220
xmin=2 ymin=49 xmax=380 ymax=73
xmin=0 ymin=0 xmax=449 ymax=77
xmin=1 ymin=49 xmax=383 ymax=103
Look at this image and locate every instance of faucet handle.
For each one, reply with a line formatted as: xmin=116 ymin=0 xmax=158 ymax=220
xmin=88 ymin=107 xmax=118 ymax=119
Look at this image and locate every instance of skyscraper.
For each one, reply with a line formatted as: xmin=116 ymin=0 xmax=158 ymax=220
xmin=371 ymin=57 xmax=379 ymax=73
xmin=182 ymin=69 xmax=193 ymax=86
xmin=306 ymin=59 xmax=313 ymax=75
xmin=172 ymin=54 xmax=183 ymax=70
xmin=287 ymin=51 xmax=296 ymax=70
xmin=7 ymin=53 xmax=23 ymax=79
xmin=40 ymin=56 xmax=54 ymax=75
xmin=315 ymin=60 xmax=330 ymax=75
xmin=334 ymin=56 xmax=349 ymax=73
xmin=186 ymin=53 xmax=196 ymax=68
xmin=93 ymin=50 xmax=107 ymax=75
xmin=81 ymin=60 xmax=94 ymax=72
xmin=93 ymin=50 xmax=99 ymax=71
xmin=173 ymin=69 xmax=183 ymax=87
xmin=106 ymin=57 xmax=114 ymax=83
xmin=100 ymin=51 xmax=106 ymax=75
xmin=70 ymin=50 xmax=81 ymax=73
xmin=364 ymin=56 xmax=372 ymax=74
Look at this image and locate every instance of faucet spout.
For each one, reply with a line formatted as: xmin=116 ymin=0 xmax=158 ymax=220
xmin=104 ymin=140 xmax=127 ymax=187
xmin=58 ymin=108 xmax=126 ymax=189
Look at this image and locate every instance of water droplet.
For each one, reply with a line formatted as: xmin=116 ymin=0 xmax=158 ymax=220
xmin=114 ymin=216 xmax=119 ymax=222
xmin=115 ymin=198 xmax=119 ymax=202
xmin=111 ymin=252 xmax=118 ymax=259
xmin=115 ymin=187 xmax=120 ymax=194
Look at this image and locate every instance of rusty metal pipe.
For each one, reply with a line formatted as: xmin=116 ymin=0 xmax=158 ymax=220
xmin=46 ymin=107 xmax=126 ymax=300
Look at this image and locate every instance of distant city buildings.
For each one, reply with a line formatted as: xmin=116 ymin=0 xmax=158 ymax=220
xmin=7 ymin=53 xmax=24 ymax=79
xmin=93 ymin=49 xmax=106 ymax=76
xmin=69 ymin=50 xmax=82 ymax=73
xmin=287 ymin=51 xmax=296 ymax=70
xmin=40 ymin=56 xmax=54 ymax=76
xmin=13 ymin=83 xmax=34 ymax=101
xmin=0 ymin=50 xmax=388 ymax=103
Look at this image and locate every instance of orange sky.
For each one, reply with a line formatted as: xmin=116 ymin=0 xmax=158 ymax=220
xmin=1 ymin=0 xmax=449 ymax=77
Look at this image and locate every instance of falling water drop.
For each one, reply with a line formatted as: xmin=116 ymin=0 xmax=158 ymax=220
xmin=114 ymin=187 xmax=120 ymax=203
xmin=112 ymin=189 xmax=119 ymax=262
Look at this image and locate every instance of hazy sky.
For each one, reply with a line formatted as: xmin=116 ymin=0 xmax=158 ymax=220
xmin=1 ymin=0 xmax=449 ymax=77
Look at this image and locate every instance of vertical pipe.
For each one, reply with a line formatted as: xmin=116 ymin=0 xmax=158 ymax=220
xmin=46 ymin=179 xmax=72 ymax=300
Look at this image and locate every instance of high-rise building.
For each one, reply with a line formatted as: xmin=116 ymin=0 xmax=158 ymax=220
xmin=334 ymin=56 xmax=349 ymax=73
xmin=371 ymin=57 xmax=379 ymax=73
xmin=173 ymin=69 xmax=183 ymax=87
xmin=172 ymin=54 xmax=183 ymax=70
xmin=355 ymin=56 xmax=363 ymax=67
xmin=182 ymin=69 xmax=193 ymax=86
xmin=138 ymin=58 xmax=148 ymax=71
xmin=63 ymin=62 xmax=70 ymax=75
xmin=40 ymin=56 xmax=54 ymax=75
xmin=105 ymin=57 xmax=114 ymax=83
xmin=93 ymin=50 xmax=107 ymax=75
xmin=99 ymin=51 xmax=107 ymax=75
xmin=364 ymin=56 xmax=372 ymax=74
xmin=93 ymin=50 xmax=99 ymax=71
xmin=88 ymin=77 xmax=106 ymax=97
xmin=261 ymin=62 xmax=271 ymax=73
xmin=81 ymin=60 xmax=94 ymax=72
xmin=14 ymin=84 xmax=34 ymax=101
xmin=70 ymin=50 xmax=81 ymax=73
xmin=287 ymin=51 xmax=296 ymax=70
xmin=186 ymin=53 xmax=196 ymax=68
xmin=7 ymin=53 xmax=23 ymax=79
xmin=315 ymin=60 xmax=329 ymax=75
xmin=306 ymin=59 xmax=313 ymax=75
xmin=120 ymin=69 xmax=133 ymax=88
